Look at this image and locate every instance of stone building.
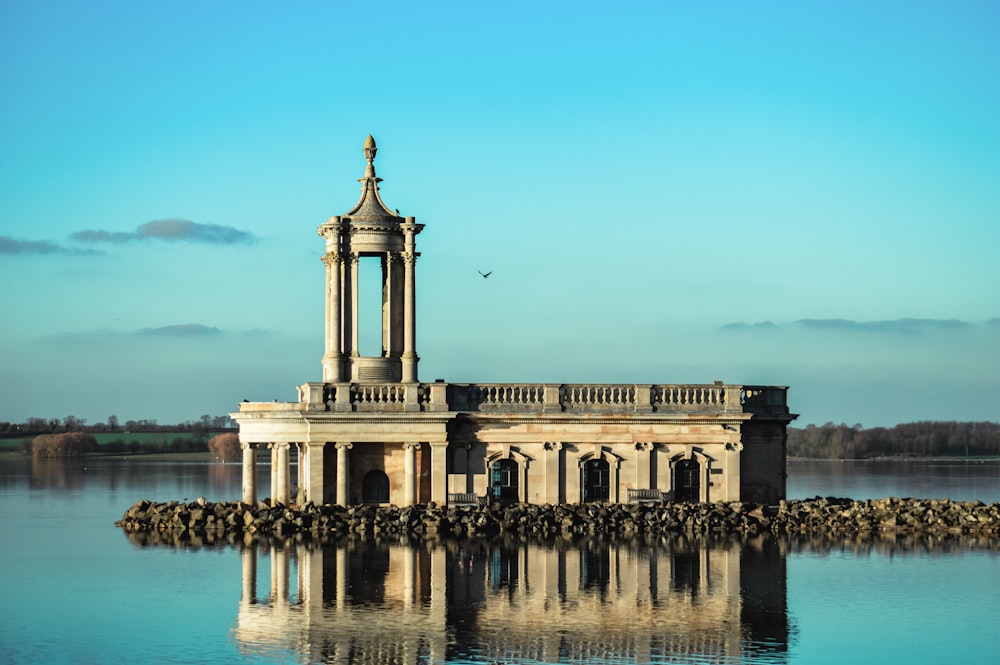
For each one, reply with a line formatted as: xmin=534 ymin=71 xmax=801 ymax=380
xmin=231 ymin=136 xmax=796 ymax=508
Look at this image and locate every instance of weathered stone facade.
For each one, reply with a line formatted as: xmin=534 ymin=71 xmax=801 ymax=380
xmin=231 ymin=137 xmax=797 ymax=507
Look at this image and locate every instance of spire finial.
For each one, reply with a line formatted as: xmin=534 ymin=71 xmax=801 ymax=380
xmin=363 ymin=135 xmax=377 ymax=177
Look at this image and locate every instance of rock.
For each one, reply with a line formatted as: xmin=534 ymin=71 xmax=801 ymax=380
xmin=113 ymin=496 xmax=1000 ymax=542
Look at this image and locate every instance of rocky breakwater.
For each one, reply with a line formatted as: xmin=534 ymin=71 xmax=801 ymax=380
xmin=116 ymin=496 xmax=1000 ymax=541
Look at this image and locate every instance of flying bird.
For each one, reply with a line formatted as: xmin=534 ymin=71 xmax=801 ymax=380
xmin=478 ymin=270 xmax=493 ymax=278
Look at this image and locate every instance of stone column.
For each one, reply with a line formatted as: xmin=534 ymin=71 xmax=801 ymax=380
xmin=295 ymin=443 xmax=305 ymax=504
xmin=401 ymin=222 xmax=419 ymax=383
xmin=403 ymin=442 xmax=420 ymax=506
xmin=241 ymin=442 xmax=257 ymax=505
xmin=429 ymin=442 xmax=448 ymax=504
xmin=272 ymin=443 xmax=290 ymax=506
xmin=270 ymin=444 xmax=277 ymax=503
xmin=335 ymin=442 xmax=352 ymax=505
xmin=349 ymin=252 xmax=359 ymax=364
xmin=384 ymin=252 xmax=398 ymax=358
xmin=322 ymin=250 xmax=344 ymax=382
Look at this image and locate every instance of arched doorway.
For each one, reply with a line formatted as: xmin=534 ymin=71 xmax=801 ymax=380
xmin=673 ymin=458 xmax=700 ymax=502
xmin=489 ymin=458 xmax=519 ymax=504
xmin=362 ymin=470 xmax=390 ymax=504
xmin=582 ymin=458 xmax=609 ymax=502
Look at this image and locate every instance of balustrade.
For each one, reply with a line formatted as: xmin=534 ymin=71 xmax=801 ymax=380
xmin=310 ymin=382 xmax=786 ymax=415
xmin=467 ymin=384 xmax=545 ymax=410
xmin=652 ymin=385 xmax=726 ymax=409
xmin=351 ymin=384 xmax=408 ymax=411
xmin=560 ymin=384 xmax=636 ymax=409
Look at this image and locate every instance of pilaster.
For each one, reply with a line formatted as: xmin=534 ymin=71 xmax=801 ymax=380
xmin=635 ymin=441 xmax=654 ymax=488
xmin=429 ymin=442 xmax=449 ymax=504
xmin=304 ymin=441 xmax=326 ymax=505
xmin=543 ymin=442 xmax=563 ymax=504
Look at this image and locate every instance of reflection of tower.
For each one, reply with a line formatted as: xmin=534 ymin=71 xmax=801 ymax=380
xmin=317 ymin=135 xmax=424 ymax=384
xmin=235 ymin=538 xmax=790 ymax=664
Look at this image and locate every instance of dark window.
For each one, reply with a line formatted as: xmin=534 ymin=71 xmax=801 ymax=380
xmin=362 ymin=470 xmax=389 ymax=504
xmin=582 ymin=458 xmax=610 ymax=502
xmin=674 ymin=458 xmax=700 ymax=502
xmin=489 ymin=459 xmax=519 ymax=503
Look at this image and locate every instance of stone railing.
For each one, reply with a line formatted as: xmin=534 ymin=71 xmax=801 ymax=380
xmin=560 ymin=384 xmax=637 ymax=410
xmin=461 ymin=384 xmax=547 ymax=412
xmin=652 ymin=384 xmax=727 ymax=409
xmin=350 ymin=384 xmax=408 ymax=411
xmin=270 ymin=382 xmax=789 ymax=416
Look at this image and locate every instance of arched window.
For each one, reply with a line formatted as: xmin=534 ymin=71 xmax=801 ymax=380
xmin=489 ymin=458 xmax=519 ymax=503
xmin=362 ymin=470 xmax=390 ymax=504
xmin=582 ymin=458 xmax=610 ymax=502
xmin=673 ymin=458 xmax=701 ymax=502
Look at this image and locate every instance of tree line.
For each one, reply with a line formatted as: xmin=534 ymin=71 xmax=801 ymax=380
xmin=10 ymin=416 xmax=1000 ymax=459
xmin=30 ymin=431 xmax=241 ymax=459
xmin=0 ymin=414 xmax=235 ymax=437
xmin=787 ymin=421 xmax=1000 ymax=459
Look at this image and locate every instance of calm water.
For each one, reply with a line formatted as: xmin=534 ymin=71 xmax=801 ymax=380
xmin=0 ymin=457 xmax=997 ymax=665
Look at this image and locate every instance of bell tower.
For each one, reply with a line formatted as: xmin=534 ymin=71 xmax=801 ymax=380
xmin=317 ymin=135 xmax=423 ymax=383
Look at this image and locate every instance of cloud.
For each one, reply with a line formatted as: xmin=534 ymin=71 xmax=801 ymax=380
xmin=794 ymin=318 xmax=970 ymax=333
xmin=135 ymin=324 xmax=224 ymax=337
xmin=72 ymin=219 xmax=255 ymax=245
xmin=0 ymin=235 xmax=103 ymax=256
xmin=722 ymin=317 xmax=981 ymax=334
xmin=720 ymin=321 xmax=778 ymax=331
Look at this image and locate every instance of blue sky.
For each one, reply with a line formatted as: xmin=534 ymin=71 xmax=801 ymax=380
xmin=1 ymin=1 xmax=998 ymax=428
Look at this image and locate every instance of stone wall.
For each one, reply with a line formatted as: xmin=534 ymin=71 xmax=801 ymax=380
xmin=117 ymin=496 xmax=999 ymax=546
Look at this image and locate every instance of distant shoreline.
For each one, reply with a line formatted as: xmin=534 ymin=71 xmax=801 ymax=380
xmin=0 ymin=451 xmax=218 ymax=462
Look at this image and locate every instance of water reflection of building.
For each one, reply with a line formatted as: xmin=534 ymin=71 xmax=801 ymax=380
xmin=235 ymin=537 xmax=789 ymax=663
xmin=231 ymin=136 xmax=796 ymax=510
